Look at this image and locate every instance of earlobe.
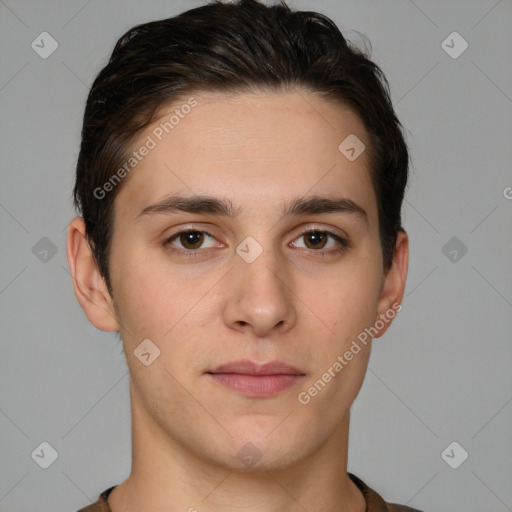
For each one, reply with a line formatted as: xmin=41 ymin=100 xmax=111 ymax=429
xmin=374 ymin=230 xmax=409 ymax=339
xmin=66 ymin=216 xmax=119 ymax=332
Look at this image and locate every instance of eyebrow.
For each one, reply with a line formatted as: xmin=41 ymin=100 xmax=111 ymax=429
xmin=136 ymin=194 xmax=368 ymax=225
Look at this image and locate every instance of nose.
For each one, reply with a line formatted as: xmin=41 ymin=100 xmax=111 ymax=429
xmin=222 ymin=244 xmax=297 ymax=337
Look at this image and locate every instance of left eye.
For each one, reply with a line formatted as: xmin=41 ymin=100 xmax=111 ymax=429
xmin=290 ymin=230 xmax=346 ymax=251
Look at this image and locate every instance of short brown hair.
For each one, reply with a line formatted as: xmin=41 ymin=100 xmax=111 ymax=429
xmin=72 ymin=0 xmax=409 ymax=295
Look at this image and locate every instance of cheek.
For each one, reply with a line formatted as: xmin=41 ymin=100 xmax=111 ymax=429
xmin=296 ymin=269 xmax=379 ymax=415
xmin=300 ymin=262 xmax=383 ymax=342
xmin=110 ymin=250 xmax=182 ymax=339
xmin=111 ymin=248 xmax=225 ymax=358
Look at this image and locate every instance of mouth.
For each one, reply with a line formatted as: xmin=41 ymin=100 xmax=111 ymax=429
xmin=206 ymin=359 xmax=306 ymax=398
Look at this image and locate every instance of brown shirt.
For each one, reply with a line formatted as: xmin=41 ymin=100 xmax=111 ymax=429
xmin=76 ymin=473 xmax=424 ymax=512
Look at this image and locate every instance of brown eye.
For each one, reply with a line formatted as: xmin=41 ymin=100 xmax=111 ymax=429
xmin=303 ymin=231 xmax=328 ymax=249
xmin=179 ymin=231 xmax=204 ymax=249
xmin=165 ymin=230 xmax=218 ymax=251
xmin=290 ymin=230 xmax=348 ymax=254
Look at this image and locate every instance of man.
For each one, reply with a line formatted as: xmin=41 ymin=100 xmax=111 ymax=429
xmin=67 ymin=0 xmax=418 ymax=510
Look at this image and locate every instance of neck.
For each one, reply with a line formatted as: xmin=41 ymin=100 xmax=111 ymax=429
xmin=108 ymin=381 xmax=365 ymax=512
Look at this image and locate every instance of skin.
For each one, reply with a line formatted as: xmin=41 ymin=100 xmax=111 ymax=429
xmin=67 ymin=90 xmax=408 ymax=512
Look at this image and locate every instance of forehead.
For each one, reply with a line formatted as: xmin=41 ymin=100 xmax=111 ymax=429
xmin=113 ymin=90 xmax=376 ymax=222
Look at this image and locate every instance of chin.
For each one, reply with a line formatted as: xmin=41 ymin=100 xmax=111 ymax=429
xmin=212 ymin=429 xmax=313 ymax=473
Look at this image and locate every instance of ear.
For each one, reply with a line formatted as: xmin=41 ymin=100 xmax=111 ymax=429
xmin=66 ymin=216 xmax=119 ymax=332
xmin=373 ymin=229 xmax=409 ymax=338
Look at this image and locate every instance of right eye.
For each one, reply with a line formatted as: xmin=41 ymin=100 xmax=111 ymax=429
xmin=163 ymin=230 xmax=223 ymax=254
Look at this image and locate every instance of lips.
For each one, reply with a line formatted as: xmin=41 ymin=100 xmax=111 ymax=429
xmin=206 ymin=360 xmax=305 ymax=397
xmin=208 ymin=359 xmax=305 ymax=376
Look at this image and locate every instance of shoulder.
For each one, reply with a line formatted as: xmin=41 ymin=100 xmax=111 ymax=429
xmin=386 ymin=504 xmax=425 ymax=512
xmin=75 ymin=486 xmax=116 ymax=512
xmin=348 ymin=473 xmax=425 ymax=512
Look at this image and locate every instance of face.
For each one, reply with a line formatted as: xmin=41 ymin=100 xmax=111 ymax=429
xmin=71 ymin=90 xmax=408 ymax=472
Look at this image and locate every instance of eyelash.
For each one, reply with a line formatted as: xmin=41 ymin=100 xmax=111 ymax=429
xmin=163 ymin=229 xmax=349 ymax=258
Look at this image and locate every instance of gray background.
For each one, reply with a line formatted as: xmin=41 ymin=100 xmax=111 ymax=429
xmin=1 ymin=0 xmax=511 ymax=511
